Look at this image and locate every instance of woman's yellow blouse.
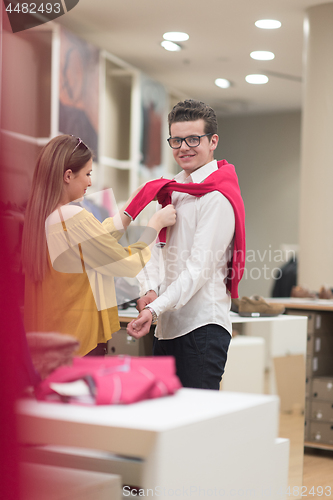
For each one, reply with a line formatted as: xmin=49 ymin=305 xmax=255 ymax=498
xmin=24 ymin=209 xmax=150 ymax=356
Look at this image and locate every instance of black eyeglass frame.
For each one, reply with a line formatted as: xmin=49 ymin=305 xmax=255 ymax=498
xmin=167 ymin=133 xmax=213 ymax=149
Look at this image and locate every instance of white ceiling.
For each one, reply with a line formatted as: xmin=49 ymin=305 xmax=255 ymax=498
xmin=58 ymin=0 xmax=333 ymax=116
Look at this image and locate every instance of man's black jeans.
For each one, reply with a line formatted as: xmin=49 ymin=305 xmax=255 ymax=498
xmin=153 ymin=324 xmax=231 ymax=390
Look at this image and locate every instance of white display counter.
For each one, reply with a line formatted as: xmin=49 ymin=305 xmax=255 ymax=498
xmin=17 ymin=389 xmax=289 ymax=499
xmin=230 ymin=313 xmax=308 ymax=398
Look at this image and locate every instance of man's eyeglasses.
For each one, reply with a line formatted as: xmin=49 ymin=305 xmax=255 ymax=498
xmin=167 ymin=133 xmax=212 ymax=149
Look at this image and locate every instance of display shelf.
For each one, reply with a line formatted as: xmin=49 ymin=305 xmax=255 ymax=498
xmin=267 ymin=298 xmax=333 ymax=312
xmin=267 ymin=299 xmax=333 ymax=450
xmin=99 ymin=157 xmax=132 ymax=170
xmin=2 ymin=20 xmax=175 ymax=210
xmin=98 ymin=51 xmax=142 ymax=199
xmin=304 ymin=442 xmax=333 ymax=451
xmin=101 ymin=58 xmax=133 ymax=162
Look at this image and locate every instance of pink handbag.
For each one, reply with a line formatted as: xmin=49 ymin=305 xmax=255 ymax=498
xmin=35 ymin=356 xmax=182 ymax=405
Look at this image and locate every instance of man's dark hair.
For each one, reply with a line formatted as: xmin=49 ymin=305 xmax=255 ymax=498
xmin=168 ymin=99 xmax=218 ymax=137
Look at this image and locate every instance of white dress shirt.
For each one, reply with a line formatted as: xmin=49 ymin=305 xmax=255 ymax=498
xmin=139 ymin=159 xmax=235 ymax=339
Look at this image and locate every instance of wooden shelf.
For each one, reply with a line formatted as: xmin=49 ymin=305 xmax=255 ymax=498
xmin=99 ymin=156 xmax=133 ymax=170
xmin=272 ymin=301 xmax=333 ymax=450
xmin=304 ymin=441 xmax=333 ymax=451
xmin=267 ymin=298 xmax=333 ymax=312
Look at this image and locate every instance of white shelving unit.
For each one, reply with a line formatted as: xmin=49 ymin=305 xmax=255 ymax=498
xmin=1 ymin=21 xmax=174 ymax=207
xmin=98 ymin=50 xmax=141 ymax=201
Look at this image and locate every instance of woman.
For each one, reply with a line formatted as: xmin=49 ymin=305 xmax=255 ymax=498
xmin=22 ymin=135 xmax=176 ymax=356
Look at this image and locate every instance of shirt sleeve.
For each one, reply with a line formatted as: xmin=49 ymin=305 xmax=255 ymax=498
xmin=135 ymin=203 xmax=165 ymax=295
xmin=136 ymin=242 xmax=165 ymax=296
xmin=150 ymin=192 xmax=235 ymax=316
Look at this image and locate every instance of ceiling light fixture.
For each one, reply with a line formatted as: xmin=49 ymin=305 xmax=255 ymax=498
xmin=215 ymin=78 xmax=231 ymax=89
xmin=163 ymin=32 xmax=189 ymax=42
xmin=255 ymin=19 xmax=281 ymax=29
xmin=250 ymin=51 xmax=275 ymax=61
xmin=161 ymin=41 xmax=181 ymax=52
xmin=245 ymin=74 xmax=269 ymax=84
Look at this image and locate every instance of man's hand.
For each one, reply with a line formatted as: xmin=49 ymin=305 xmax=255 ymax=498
xmin=127 ymin=309 xmax=152 ymax=339
xmin=136 ymin=290 xmax=158 ymax=312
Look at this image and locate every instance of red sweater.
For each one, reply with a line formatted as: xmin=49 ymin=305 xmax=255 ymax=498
xmin=125 ymin=160 xmax=246 ymax=298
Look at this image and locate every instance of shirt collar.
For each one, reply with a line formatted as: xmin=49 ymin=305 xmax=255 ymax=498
xmin=174 ymin=160 xmax=218 ymax=183
xmin=190 ymin=159 xmax=218 ymax=183
xmin=174 ymin=159 xmax=218 ymax=184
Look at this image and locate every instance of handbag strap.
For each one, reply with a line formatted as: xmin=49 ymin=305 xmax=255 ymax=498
xmin=57 ymin=207 xmax=86 ymax=273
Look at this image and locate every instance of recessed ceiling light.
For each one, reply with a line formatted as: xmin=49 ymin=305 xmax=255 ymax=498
xmin=250 ymin=51 xmax=275 ymax=61
xmin=215 ymin=78 xmax=231 ymax=89
xmin=163 ymin=32 xmax=189 ymax=42
xmin=161 ymin=41 xmax=181 ymax=52
xmin=255 ymin=19 xmax=281 ymax=29
xmin=245 ymin=74 xmax=269 ymax=84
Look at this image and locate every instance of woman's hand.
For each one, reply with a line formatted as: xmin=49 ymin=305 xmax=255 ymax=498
xmin=149 ymin=204 xmax=176 ymax=232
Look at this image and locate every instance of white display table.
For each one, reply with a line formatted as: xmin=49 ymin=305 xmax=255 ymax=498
xmin=230 ymin=313 xmax=308 ymax=397
xmin=20 ymin=462 xmax=121 ymax=500
xmin=221 ymin=336 xmax=265 ymax=393
xmin=17 ymin=389 xmax=289 ymax=499
xmin=231 ymin=313 xmax=308 ymax=369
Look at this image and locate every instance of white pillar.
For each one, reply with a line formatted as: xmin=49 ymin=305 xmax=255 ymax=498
xmin=299 ymin=2 xmax=333 ymax=289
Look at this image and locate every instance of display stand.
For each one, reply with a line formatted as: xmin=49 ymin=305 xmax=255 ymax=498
xmin=231 ymin=313 xmax=307 ymax=402
xmin=20 ymin=462 xmax=121 ymax=500
xmin=17 ymin=389 xmax=289 ymax=499
xmin=267 ymin=298 xmax=333 ymax=450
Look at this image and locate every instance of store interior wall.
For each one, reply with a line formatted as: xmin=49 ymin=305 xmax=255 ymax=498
xmin=1 ymin=30 xmax=52 ymax=207
xmin=1 ymin=17 xmax=303 ymax=301
xmin=215 ymin=111 xmax=301 ymax=298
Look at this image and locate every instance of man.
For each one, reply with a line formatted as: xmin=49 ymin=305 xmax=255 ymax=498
xmin=127 ymin=99 xmax=245 ymax=390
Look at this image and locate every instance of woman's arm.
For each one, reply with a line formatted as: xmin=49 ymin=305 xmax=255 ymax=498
xmin=50 ymin=205 xmax=176 ymax=278
xmin=112 ymin=184 xmax=145 ymax=232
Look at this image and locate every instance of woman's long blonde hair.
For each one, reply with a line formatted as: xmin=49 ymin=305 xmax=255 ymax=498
xmin=22 ymin=135 xmax=93 ymax=282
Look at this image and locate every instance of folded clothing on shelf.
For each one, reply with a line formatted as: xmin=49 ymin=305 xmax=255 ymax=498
xmin=35 ymin=355 xmax=182 ymax=405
